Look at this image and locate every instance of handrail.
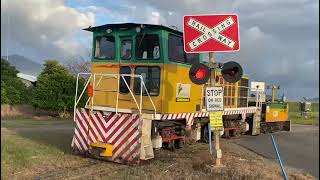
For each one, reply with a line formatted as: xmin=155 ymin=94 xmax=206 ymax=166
xmin=120 ymin=75 xmax=140 ymax=114
xmin=74 ymin=73 xmax=157 ymax=116
xmin=141 ymin=78 xmax=157 ymax=116
xmin=73 ymin=74 xmax=92 ymax=121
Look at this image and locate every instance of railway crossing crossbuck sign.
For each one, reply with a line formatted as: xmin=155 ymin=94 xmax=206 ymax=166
xmin=183 ymin=14 xmax=240 ymax=53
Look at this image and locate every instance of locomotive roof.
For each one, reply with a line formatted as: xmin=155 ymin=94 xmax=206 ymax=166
xmin=83 ymin=23 xmax=183 ymax=35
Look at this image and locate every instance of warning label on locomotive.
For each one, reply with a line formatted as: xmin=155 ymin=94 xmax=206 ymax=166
xmin=209 ymin=112 xmax=223 ymax=130
xmin=176 ymin=83 xmax=191 ymax=102
xmin=205 ymin=86 xmax=224 ymax=111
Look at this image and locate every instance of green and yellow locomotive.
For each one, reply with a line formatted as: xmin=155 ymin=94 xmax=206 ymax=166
xmin=71 ymin=23 xmax=289 ymax=164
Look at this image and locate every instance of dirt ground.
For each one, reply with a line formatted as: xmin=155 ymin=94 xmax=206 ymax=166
xmin=1 ymin=121 xmax=315 ymax=180
xmin=28 ymin=142 xmax=316 ymax=180
xmin=1 ymin=112 xmax=316 ymax=180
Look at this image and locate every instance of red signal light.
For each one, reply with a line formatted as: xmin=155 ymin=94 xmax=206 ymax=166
xmin=195 ymin=69 xmax=206 ymax=79
xmin=189 ymin=63 xmax=211 ymax=85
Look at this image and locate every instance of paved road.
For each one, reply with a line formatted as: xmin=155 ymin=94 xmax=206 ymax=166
xmin=230 ymin=124 xmax=319 ymax=178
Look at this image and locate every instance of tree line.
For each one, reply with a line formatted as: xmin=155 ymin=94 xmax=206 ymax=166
xmin=1 ymin=59 xmax=88 ymax=118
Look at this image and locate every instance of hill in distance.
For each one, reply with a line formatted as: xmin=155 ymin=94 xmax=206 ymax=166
xmin=1 ymin=54 xmax=43 ymax=76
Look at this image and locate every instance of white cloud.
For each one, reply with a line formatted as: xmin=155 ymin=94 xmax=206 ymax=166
xmin=125 ymin=0 xmax=318 ymax=99
xmin=1 ymin=0 xmax=95 ymax=61
xmin=0 ymin=0 xmax=318 ymax=99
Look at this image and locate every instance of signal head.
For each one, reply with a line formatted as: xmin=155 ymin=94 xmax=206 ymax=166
xmin=189 ymin=63 xmax=211 ymax=85
xmin=221 ymin=61 xmax=243 ymax=83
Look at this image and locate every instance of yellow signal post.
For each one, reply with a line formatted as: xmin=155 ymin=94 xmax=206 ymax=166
xmin=209 ymin=112 xmax=223 ymax=166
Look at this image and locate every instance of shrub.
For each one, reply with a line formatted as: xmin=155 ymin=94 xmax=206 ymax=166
xmin=1 ymin=59 xmax=30 ymax=105
xmin=32 ymin=60 xmax=86 ymax=117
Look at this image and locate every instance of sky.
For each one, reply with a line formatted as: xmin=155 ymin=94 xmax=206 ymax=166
xmin=1 ymin=0 xmax=319 ymax=100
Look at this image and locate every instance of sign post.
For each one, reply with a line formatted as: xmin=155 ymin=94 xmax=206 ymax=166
xmin=184 ymin=14 xmax=240 ymax=168
xmin=205 ymin=86 xmax=224 ymax=167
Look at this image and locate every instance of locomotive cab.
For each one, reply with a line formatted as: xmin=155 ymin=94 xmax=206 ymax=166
xmin=84 ymin=23 xmax=205 ymax=114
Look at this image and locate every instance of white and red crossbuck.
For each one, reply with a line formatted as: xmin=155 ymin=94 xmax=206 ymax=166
xmin=183 ymin=14 xmax=240 ymax=53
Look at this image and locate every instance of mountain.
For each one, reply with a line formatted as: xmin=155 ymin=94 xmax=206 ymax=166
xmin=1 ymin=54 xmax=43 ymax=76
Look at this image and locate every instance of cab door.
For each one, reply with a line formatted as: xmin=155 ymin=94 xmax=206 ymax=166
xmin=118 ymin=36 xmax=134 ymax=106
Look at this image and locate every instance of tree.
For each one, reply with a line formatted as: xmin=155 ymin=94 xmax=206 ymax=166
xmin=1 ymin=59 xmax=30 ymax=105
xmin=64 ymin=51 xmax=91 ymax=75
xmin=1 ymin=58 xmax=18 ymax=81
xmin=65 ymin=57 xmax=91 ymax=75
xmin=32 ymin=60 xmax=87 ymax=117
xmin=1 ymin=81 xmax=9 ymax=104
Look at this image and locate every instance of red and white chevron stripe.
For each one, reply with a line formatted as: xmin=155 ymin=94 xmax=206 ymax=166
xmin=71 ymin=108 xmax=142 ymax=164
xmin=160 ymin=107 xmax=258 ymax=126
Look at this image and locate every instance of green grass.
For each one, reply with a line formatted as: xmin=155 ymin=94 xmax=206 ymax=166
xmin=287 ymin=102 xmax=319 ymax=125
xmin=1 ymin=128 xmax=67 ymax=179
xmin=287 ymin=102 xmax=319 ymax=112
xmin=0 ymin=118 xmax=81 ymax=179
xmin=289 ymin=112 xmax=319 ymax=125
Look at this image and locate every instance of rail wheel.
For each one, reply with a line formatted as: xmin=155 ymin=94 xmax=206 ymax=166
xmin=269 ymin=124 xmax=274 ymax=133
xmin=224 ymin=130 xmax=231 ymax=139
xmin=231 ymin=129 xmax=241 ymax=138
xmin=168 ymin=140 xmax=175 ymax=151
xmin=261 ymin=123 xmax=268 ymax=134
xmin=278 ymin=122 xmax=283 ymax=131
xmin=174 ymin=139 xmax=184 ymax=149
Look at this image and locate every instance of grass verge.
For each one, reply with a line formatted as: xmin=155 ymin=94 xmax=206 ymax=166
xmin=289 ymin=112 xmax=319 ymax=125
xmin=287 ymin=102 xmax=319 ymax=125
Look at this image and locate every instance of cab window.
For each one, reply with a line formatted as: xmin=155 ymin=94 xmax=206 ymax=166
xmin=95 ymin=36 xmax=115 ymax=59
xmin=135 ymin=34 xmax=160 ymax=59
xmin=186 ymin=53 xmax=200 ymax=64
xmin=168 ymin=34 xmax=185 ymax=63
xmin=134 ymin=66 xmax=160 ymax=96
xmin=168 ymin=34 xmax=199 ymax=64
xmin=121 ymin=40 xmax=132 ymax=60
xmin=119 ymin=66 xmax=131 ymax=94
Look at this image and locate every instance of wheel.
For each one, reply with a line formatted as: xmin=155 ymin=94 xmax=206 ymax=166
xmin=174 ymin=139 xmax=184 ymax=149
xmin=168 ymin=140 xmax=175 ymax=151
xmin=224 ymin=130 xmax=230 ymax=139
xmin=277 ymin=122 xmax=283 ymax=131
xmin=231 ymin=129 xmax=240 ymax=138
xmin=283 ymin=121 xmax=291 ymax=131
xmin=261 ymin=123 xmax=268 ymax=134
xmin=269 ymin=124 xmax=274 ymax=133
